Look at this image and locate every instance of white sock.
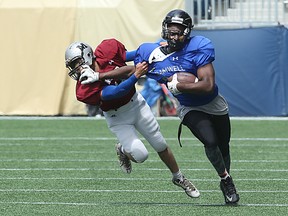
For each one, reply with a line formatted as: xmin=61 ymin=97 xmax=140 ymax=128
xmin=220 ymin=172 xmax=230 ymax=180
xmin=120 ymin=145 xmax=124 ymax=153
xmin=172 ymin=170 xmax=184 ymax=181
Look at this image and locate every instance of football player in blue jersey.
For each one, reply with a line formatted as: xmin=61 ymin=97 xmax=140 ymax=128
xmin=133 ymin=9 xmax=240 ymax=204
xmin=65 ymin=39 xmax=200 ymax=199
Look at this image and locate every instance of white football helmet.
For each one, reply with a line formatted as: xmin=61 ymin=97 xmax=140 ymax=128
xmin=65 ymin=42 xmax=95 ymax=80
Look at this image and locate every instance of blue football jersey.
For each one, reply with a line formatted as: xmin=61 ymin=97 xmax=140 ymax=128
xmin=134 ymin=36 xmax=219 ymax=106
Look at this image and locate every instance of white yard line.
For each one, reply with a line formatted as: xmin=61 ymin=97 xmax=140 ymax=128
xmin=0 ymin=159 xmax=287 ymax=163
xmin=0 ymin=177 xmax=287 ymax=181
xmin=0 ymin=189 xmax=287 ymax=193
xmin=0 ymin=201 xmax=287 ymax=207
xmin=0 ymin=137 xmax=288 ymax=141
xmin=0 ymin=116 xmax=288 ymax=120
xmin=0 ymin=168 xmax=287 ymax=172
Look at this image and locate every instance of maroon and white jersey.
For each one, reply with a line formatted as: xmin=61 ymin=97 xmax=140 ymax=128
xmin=75 ymin=38 xmax=135 ymax=111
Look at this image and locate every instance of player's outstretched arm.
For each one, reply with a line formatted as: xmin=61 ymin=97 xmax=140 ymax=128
xmin=99 ymin=65 xmax=136 ymax=80
xmin=80 ymin=65 xmax=136 ymax=84
xmin=101 ymin=62 xmax=148 ymax=100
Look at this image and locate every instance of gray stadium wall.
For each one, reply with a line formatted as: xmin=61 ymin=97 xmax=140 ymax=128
xmin=193 ymin=26 xmax=288 ymax=116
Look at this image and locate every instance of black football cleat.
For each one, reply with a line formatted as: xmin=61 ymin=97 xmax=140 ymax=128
xmin=220 ymin=176 xmax=240 ymax=204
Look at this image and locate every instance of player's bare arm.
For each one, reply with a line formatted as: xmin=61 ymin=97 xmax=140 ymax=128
xmin=79 ymin=65 xmax=135 ymax=84
xmin=178 ymin=63 xmax=215 ymax=94
xmin=168 ymin=63 xmax=215 ymax=95
xmin=98 ymin=65 xmax=136 ymax=80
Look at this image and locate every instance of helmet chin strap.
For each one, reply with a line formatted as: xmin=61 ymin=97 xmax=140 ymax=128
xmin=167 ymin=40 xmax=185 ymax=52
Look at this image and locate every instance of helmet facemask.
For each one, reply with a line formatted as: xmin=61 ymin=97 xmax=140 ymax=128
xmin=162 ymin=24 xmax=189 ymax=50
xmin=66 ymin=57 xmax=86 ymax=80
xmin=161 ymin=9 xmax=193 ymax=51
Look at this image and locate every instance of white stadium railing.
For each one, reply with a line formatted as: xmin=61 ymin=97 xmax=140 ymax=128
xmin=185 ymin=0 xmax=288 ymax=29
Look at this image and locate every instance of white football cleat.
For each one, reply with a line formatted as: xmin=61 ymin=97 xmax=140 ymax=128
xmin=115 ymin=143 xmax=132 ymax=174
xmin=172 ymin=176 xmax=200 ymax=198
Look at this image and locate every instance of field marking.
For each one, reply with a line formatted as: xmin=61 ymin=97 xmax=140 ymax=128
xmin=0 ymin=177 xmax=287 ymax=181
xmin=0 ymin=137 xmax=288 ymax=141
xmin=0 ymin=189 xmax=287 ymax=193
xmin=1 ymin=116 xmax=288 ymax=121
xmin=0 ymin=143 xmax=287 ymax=149
xmin=0 ymin=159 xmax=287 ymax=163
xmin=0 ymin=201 xmax=287 ymax=207
xmin=0 ymin=150 xmax=286 ymax=155
xmin=0 ymin=168 xmax=287 ymax=172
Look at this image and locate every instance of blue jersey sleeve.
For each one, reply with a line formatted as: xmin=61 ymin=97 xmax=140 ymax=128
xmin=134 ymin=43 xmax=168 ymax=82
xmin=193 ymin=37 xmax=215 ymax=67
xmin=134 ymin=44 xmax=146 ymax=65
xmin=134 ymin=43 xmax=158 ymax=65
xmin=129 ymin=39 xmax=166 ymax=63
xmin=101 ymin=74 xmax=138 ymax=100
xmin=125 ymin=50 xmax=136 ymax=62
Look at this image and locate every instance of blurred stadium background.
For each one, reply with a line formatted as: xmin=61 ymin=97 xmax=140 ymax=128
xmin=0 ymin=0 xmax=287 ymax=116
xmin=1 ymin=1 xmax=287 ymax=214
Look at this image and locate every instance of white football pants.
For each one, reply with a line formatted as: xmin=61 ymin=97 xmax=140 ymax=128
xmin=103 ymin=92 xmax=167 ymax=163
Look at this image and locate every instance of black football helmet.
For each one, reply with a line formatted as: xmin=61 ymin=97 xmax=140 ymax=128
xmin=161 ymin=9 xmax=194 ymax=50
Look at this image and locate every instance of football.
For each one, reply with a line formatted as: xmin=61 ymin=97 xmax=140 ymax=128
xmin=176 ymin=72 xmax=198 ymax=83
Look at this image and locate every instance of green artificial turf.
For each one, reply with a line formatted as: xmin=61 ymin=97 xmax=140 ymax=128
xmin=0 ymin=117 xmax=287 ymax=216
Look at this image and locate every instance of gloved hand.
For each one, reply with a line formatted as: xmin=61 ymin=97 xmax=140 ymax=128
xmin=79 ymin=65 xmax=100 ymax=84
xmin=167 ymin=73 xmax=180 ymax=95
